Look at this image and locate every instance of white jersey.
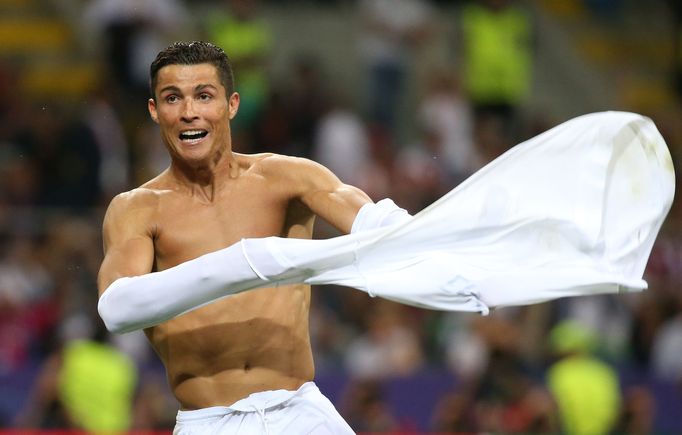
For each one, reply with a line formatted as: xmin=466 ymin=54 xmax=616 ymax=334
xmin=243 ymin=111 xmax=675 ymax=312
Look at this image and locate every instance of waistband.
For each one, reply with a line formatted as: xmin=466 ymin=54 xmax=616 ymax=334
xmin=176 ymin=381 xmax=318 ymax=422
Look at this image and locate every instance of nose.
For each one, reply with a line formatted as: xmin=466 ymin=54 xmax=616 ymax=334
xmin=180 ymin=99 xmax=198 ymax=122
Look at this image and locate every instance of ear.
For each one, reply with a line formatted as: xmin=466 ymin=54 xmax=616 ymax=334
xmin=148 ymin=98 xmax=159 ymax=124
xmin=228 ymin=92 xmax=240 ymax=120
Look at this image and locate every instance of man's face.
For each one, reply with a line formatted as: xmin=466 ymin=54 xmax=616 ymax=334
xmin=148 ymin=63 xmax=239 ymax=167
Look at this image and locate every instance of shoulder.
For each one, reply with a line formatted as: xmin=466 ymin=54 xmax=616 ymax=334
xmin=235 ymin=153 xmax=344 ymax=203
xmin=103 ymin=186 xmax=165 ymax=233
xmin=247 ymin=153 xmax=335 ymax=183
xmin=106 ymin=187 xmax=161 ymax=214
xmin=106 ymin=170 xmax=176 ymax=212
xmin=245 ymin=152 xmax=309 ymax=172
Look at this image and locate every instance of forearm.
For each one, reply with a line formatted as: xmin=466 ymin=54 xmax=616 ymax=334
xmin=98 ymin=240 xmax=290 ymax=333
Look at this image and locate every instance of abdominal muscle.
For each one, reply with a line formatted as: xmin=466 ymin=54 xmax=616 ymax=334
xmin=144 ymin=282 xmax=315 ymax=409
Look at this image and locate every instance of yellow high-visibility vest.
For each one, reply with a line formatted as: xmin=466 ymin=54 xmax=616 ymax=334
xmin=461 ymin=4 xmax=532 ymax=104
xmin=59 ymin=340 xmax=137 ymax=432
xmin=548 ymin=356 xmax=621 ymax=435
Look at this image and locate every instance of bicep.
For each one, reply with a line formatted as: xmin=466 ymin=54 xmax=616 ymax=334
xmin=295 ymin=159 xmax=372 ymax=233
xmin=97 ymin=196 xmax=155 ymax=295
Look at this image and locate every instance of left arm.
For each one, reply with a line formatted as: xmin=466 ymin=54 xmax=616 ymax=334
xmin=266 ymin=156 xmax=409 ymax=234
xmin=277 ymin=156 xmax=372 ymax=233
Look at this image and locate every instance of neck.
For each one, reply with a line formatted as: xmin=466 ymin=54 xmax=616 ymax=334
xmin=170 ymin=152 xmax=239 ymax=202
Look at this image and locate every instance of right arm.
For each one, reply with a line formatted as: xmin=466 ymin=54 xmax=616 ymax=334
xmin=96 ymin=191 xmax=290 ymax=334
xmin=97 ymin=192 xmax=155 ymax=296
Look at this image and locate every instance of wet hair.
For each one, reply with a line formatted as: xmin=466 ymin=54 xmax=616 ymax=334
xmin=149 ymin=41 xmax=235 ymax=99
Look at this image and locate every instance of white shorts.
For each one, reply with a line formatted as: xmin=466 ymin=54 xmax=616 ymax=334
xmin=173 ymin=382 xmax=355 ymax=435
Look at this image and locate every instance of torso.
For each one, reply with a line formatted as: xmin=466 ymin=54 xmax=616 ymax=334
xmin=138 ymin=154 xmax=315 ymax=409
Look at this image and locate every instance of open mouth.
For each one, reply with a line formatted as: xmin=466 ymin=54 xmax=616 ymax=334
xmin=179 ymin=130 xmax=208 ymax=143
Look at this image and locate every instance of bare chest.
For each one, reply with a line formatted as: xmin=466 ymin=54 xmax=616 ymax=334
xmin=152 ymin=189 xmax=288 ymax=270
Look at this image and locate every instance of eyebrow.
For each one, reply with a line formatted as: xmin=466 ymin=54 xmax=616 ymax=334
xmin=195 ymin=84 xmax=218 ymax=92
xmin=158 ymin=84 xmax=218 ymax=95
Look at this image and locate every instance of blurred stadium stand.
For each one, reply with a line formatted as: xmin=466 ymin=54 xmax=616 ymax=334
xmin=1 ymin=0 xmax=681 ymax=433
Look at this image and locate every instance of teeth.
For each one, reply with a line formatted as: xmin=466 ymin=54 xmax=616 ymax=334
xmin=179 ymin=130 xmax=208 ymax=140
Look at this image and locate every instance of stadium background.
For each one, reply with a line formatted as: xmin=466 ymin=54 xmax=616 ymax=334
xmin=1 ymin=0 xmax=681 ymax=433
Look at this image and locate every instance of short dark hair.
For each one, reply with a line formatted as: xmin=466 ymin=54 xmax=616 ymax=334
xmin=149 ymin=41 xmax=235 ymax=99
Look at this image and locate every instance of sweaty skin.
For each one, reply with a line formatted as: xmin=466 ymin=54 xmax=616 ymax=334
xmin=97 ymin=63 xmax=370 ymax=409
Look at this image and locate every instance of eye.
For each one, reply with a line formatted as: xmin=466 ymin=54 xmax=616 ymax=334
xmin=165 ymin=94 xmax=179 ymax=104
xmin=198 ymin=93 xmax=212 ymax=101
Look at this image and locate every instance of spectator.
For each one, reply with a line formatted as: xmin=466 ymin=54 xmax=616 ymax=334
xmin=0 ymin=234 xmax=54 ymax=373
xmin=613 ymin=385 xmax=656 ymax=435
xmin=417 ymin=67 xmax=478 ymax=182
xmin=344 ymin=300 xmax=424 ymax=379
xmin=460 ymin=0 xmax=533 ymax=142
xmin=358 ymin=0 xmax=434 ymax=137
xmin=286 ymin=54 xmax=330 ymax=158
xmin=83 ymin=87 xmax=131 ymax=203
xmin=16 ymin=316 xmax=137 ymax=432
xmin=650 ymin=300 xmax=682 ymax=385
xmin=547 ymin=320 xmax=621 ymax=435
xmin=205 ymin=0 xmax=273 ymax=136
xmin=83 ymin=0 xmax=189 ymax=103
xmin=13 ymin=104 xmax=102 ymax=210
xmin=313 ymin=92 xmax=371 ymax=186
xmin=340 ymin=380 xmax=400 ymax=432
xmin=474 ymin=315 xmax=556 ymax=433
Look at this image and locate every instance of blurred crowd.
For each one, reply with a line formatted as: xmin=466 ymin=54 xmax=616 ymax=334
xmin=1 ymin=0 xmax=682 ymax=433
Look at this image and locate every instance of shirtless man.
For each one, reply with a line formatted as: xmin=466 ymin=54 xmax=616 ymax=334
xmin=97 ymin=41 xmax=409 ymax=433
